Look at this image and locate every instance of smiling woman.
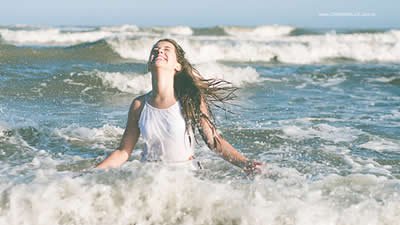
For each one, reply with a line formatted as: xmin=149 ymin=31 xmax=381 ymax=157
xmin=96 ymin=38 xmax=262 ymax=173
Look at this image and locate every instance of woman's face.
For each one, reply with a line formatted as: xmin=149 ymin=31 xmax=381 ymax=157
xmin=148 ymin=41 xmax=181 ymax=73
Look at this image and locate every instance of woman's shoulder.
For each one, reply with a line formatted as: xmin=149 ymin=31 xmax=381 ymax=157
xmin=132 ymin=93 xmax=149 ymax=105
xmin=129 ymin=92 xmax=150 ymax=118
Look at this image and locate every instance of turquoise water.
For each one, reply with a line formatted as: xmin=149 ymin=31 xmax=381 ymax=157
xmin=0 ymin=25 xmax=400 ymax=225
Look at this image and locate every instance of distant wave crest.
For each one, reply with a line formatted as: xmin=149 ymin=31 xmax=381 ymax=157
xmin=1 ymin=25 xmax=400 ymax=64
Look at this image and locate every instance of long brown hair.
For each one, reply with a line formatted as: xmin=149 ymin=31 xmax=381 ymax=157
xmin=154 ymin=38 xmax=237 ymax=144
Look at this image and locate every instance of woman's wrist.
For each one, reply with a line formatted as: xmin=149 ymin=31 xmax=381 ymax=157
xmin=243 ymin=159 xmax=255 ymax=170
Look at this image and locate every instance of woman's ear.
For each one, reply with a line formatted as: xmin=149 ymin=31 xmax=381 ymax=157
xmin=175 ymin=63 xmax=182 ymax=72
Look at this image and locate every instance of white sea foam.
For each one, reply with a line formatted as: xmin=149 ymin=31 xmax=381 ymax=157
xmin=224 ymin=25 xmax=295 ymax=39
xmin=0 ymin=28 xmax=117 ymax=46
xmin=295 ymin=74 xmax=347 ymax=89
xmin=14 ymin=24 xmax=35 ymax=28
xmin=63 ymin=79 xmax=86 ymax=86
xmin=95 ymin=71 xmax=152 ymax=94
xmin=54 ymin=124 xmax=124 ymax=144
xmin=0 ymin=165 xmax=399 ymax=225
xmin=0 ymin=25 xmax=141 ymax=46
xmin=359 ymin=138 xmax=400 ymax=152
xmin=284 ymin=31 xmax=400 ymax=63
xmin=58 ymin=26 xmax=97 ymax=32
xmin=380 ymin=109 xmax=400 ymax=120
xmin=0 ymin=121 xmax=9 ymax=138
xmin=196 ymin=62 xmax=263 ymax=86
xmin=107 ymin=36 xmax=160 ymax=60
xmin=0 ymin=116 xmax=41 ymax=153
xmin=367 ymin=76 xmax=400 ymax=83
xmin=281 ymin=124 xmax=362 ymax=143
xmin=152 ymin=26 xmax=193 ymax=36
xmin=100 ymin=24 xmax=139 ymax=33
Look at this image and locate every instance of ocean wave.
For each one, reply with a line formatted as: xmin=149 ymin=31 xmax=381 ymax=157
xmin=150 ymin=26 xmax=194 ymax=36
xmin=193 ymin=26 xmax=228 ymax=36
xmin=359 ymin=138 xmax=400 ymax=152
xmin=1 ymin=26 xmax=400 ymax=63
xmin=0 ymin=39 xmax=122 ymax=64
xmin=100 ymin=24 xmax=140 ymax=33
xmin=0 ymin=27 xmax=117 ymax=46
xmin=107 ymin=30 xmax=400 ymax=63
xmin=94 ymin=71 xmax=152 ymax=94
xmin=0 ymin=69 xmax=105 ymax=99
xmin=223 ymin=25 xmax=295 ymax=39
xmin=0 ymin=63 xmax=261 ymax=99
xmin=54 ymin=124 xmax=124 ymax=144
xmin=0 ymin=122 xmax=51 ymax=167
xmin=106 ymin=36 xmax=159 ymax=61
xmin=280 ymin=123 xmax=363 ymax=143
xmin=2 ymin=64 xmax=262 ymax=98
xmin=1 ymin=164 xmax=399 ymax=225
xmin=379 ymin=109 xmax=400 ymax=121
xmin=0 ymin=25 xmax=191 ymax=46
xmin=0 ymin=121 xmax=10 ymax=139
xmin=196 ymin=62 xmax=263 ymax=86
xmin=294 ymin=73 xmax=347 ymax=89
xmin=367 ymin=75 xmax=400 ymax=86
xmin=93 ymin=63 xmax=262 ymax=95
xmin=263 ymin=119 xmax=397 ymax=176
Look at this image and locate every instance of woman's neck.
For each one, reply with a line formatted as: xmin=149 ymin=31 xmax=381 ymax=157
xmin=150 ymin=70 xmax=176 ymax=103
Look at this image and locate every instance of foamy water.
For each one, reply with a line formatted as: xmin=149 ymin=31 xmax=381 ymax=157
xmin=1 ymin=163 xmax=399 ymax=225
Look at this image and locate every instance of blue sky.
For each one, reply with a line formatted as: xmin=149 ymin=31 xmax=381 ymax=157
xmin=1 ymin=0 xmax=398 ymax=28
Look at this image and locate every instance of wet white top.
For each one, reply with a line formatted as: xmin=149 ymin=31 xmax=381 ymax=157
xmin=138 ymin=98 xmax=194 ymax=162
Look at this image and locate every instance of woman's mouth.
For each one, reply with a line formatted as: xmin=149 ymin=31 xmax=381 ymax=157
xmin=155 ymin=55 xmax=167 ymax=61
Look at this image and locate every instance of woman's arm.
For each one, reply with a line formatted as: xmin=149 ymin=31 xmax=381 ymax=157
xmin=96 ymin=96 xmax=144 ymax=169
xmin=198 ymin=98 xmax=262 ymax=172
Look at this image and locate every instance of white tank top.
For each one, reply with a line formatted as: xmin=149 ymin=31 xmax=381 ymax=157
xmin=138 ymin=96 xmax=194 ymax=162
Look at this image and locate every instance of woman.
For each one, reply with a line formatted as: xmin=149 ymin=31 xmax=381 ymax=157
xmin=96 ymin=39 xmax=262 ymax=173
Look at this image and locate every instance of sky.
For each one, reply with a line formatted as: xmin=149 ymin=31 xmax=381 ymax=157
xmin=0 ymin=0 xmax=398 ymax=28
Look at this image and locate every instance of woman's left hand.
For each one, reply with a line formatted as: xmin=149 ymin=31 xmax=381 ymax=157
xmin=243 ymin=160 xmax=264 ymax=175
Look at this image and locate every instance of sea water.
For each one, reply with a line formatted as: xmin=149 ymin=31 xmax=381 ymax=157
xmin=0 ymin=24 xmax=399 ymax=225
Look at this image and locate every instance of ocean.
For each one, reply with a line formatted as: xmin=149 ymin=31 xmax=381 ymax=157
xmin=0 ymin=24 xmax=399 ymax=225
